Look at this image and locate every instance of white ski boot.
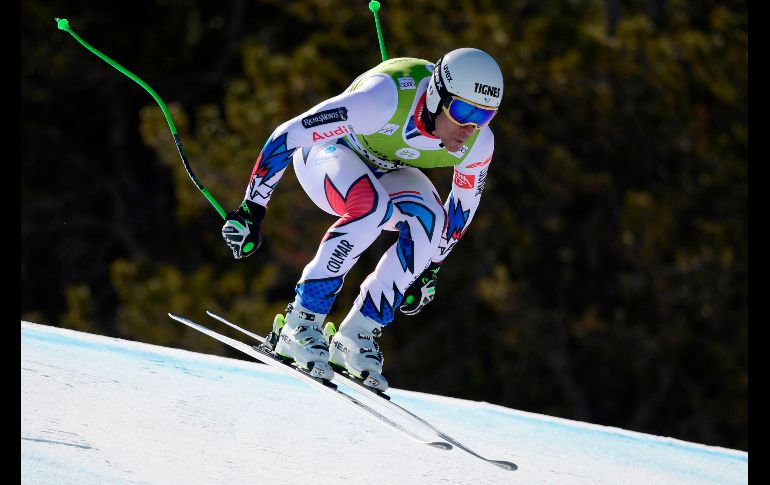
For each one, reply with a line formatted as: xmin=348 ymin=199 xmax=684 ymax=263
xmin=327 ymin=307 xmax=389 ymax=391
xmin=273 ymin=303 xmax=334 ymax=381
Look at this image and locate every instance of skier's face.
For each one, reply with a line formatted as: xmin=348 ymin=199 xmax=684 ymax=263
xmin=433 ymin=111 xmax=477 ymax=153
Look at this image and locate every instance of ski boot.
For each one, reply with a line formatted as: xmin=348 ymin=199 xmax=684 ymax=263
xmin=270 ymin=303 xmax=334 ymax=381
xmin=326 ymin=308 xmax=388 ymax=392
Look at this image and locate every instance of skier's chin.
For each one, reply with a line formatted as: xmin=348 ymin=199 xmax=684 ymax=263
xmin=443 ymin=139 xmax=464 ymax=153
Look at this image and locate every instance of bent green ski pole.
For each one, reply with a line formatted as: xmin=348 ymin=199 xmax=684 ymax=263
xmin=55 ymin=18 xmax=227 ymax=220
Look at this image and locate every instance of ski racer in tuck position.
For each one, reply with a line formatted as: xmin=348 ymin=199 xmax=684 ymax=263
xmin=221 ymin=48 xmax=504 ymax=392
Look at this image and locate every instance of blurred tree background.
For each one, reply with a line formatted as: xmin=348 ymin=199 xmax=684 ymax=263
xmin=21 ymin=0 xmax=747 ymax=451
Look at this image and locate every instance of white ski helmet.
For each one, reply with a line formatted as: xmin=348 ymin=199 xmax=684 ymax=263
xmin=426 ymin=47 xmax=504 ymax=114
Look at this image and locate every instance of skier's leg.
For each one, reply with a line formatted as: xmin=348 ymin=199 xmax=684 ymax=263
xmin=272 ymin=141 xmax=392 ymax=376
xmin=330 ymin=168 xmax=447 ymax=389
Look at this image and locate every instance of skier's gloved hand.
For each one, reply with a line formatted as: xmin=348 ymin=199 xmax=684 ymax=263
xmin=221 ymin=200 xmax=266 ymax=259
xmin=399 ymin=261 xmax=442 ymax=316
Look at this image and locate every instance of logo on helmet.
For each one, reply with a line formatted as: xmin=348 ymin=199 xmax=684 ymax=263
xmin=442 ymin=63 xmax=453 ymax=82
xmin=433 ymin=66 xmax=444 ymax=91
xmin=473 ymin=83 xmax=501 ymax=98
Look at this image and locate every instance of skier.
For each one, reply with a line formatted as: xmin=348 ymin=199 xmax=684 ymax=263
xmin=221 ymin=48 xmax=504 ymax=391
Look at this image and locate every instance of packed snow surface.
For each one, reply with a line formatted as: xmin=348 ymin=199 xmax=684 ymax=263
xmin=21 ymin=321 xmax=748 ymax=484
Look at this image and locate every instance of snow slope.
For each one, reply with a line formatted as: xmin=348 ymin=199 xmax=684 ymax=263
xmin=21 ymin=321 xmax=748 ymax=484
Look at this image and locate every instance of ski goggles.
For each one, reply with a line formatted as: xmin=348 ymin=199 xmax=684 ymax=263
xmin=441 ymin=96 xmax=498 ymax=128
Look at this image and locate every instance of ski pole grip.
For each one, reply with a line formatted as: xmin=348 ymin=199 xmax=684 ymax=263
xmin=56 ymin=18 xmax=70 ymax=31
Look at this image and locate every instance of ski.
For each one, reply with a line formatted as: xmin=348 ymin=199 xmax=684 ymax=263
xmin=205 ymin=310 xmax=518 ymax=471
xmin=168 ymin=313 xmax=451 ymax=450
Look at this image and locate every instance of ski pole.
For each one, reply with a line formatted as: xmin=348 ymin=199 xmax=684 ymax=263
xmin=54 ymin=17 xmax=227 ymax=220
xmin=368 ymin=1 xmax=388 ymax=61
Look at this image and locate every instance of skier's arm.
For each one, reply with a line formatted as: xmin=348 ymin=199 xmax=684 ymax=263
xmin=399 ymin=129 xmax=494 ymax=314
xmin=221 ymin=74 xmax=397 ymax=259
xmin=244 ymin=74 xmax=397 ymax=207
xmin=433 ymin=128 xmax=495 ymax=265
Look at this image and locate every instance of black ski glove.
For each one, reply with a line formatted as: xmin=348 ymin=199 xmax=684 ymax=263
xmin=399 ymin=261 xmax=442 ymax=316
xmin=221 ymin=200 xmax=266 ymax=259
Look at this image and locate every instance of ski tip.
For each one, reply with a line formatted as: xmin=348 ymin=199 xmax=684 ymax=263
xmin=491 ymin=460 xmax=518 ymax=471
xmin=429 ymin=441 xmax=453 ymax=450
